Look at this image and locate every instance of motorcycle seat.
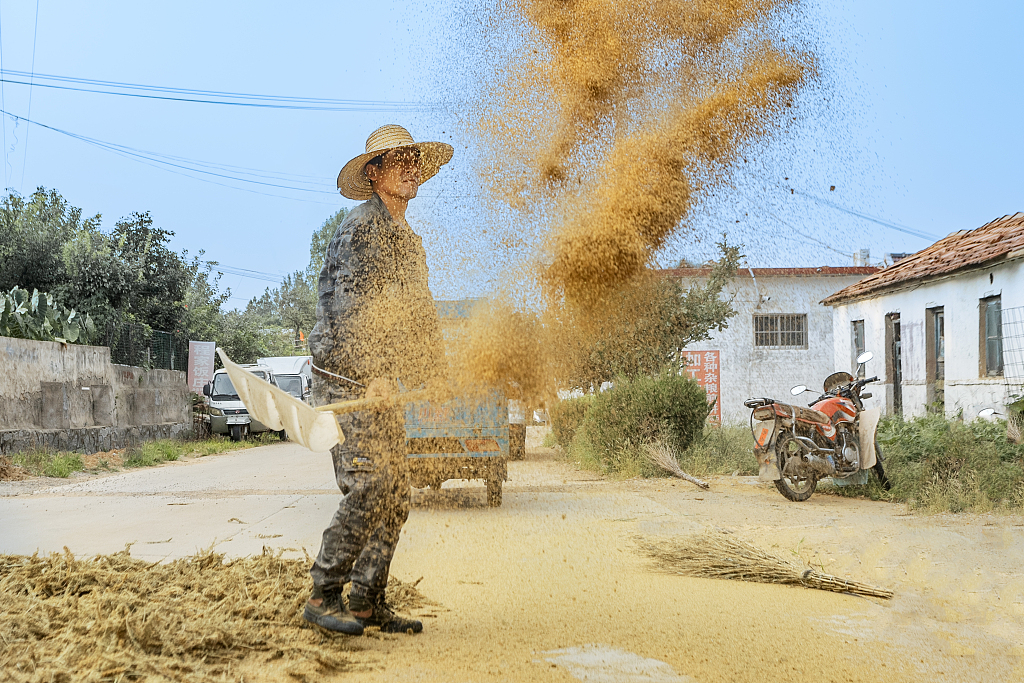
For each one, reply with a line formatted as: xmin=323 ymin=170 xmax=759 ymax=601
xmin=753 ymin=401 xmax=831 ymax=426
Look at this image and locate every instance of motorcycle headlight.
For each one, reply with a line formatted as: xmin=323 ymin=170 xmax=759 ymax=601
xmin=208 ymin=407 xmax=224 ymax=416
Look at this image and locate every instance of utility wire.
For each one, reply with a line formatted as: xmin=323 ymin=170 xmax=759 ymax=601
xmin=0 ymin=107 xmax=342 ymax=203
xmin=738 ymin=190 xmax=855 ymax=260
xmin=0 ymin=8 xmax=7 ymax=189
xmin=788 ymin=188 xmax=938 ymax=241
xmin=20 ymin=0 xmax=40 ymax=193
xmin=0 ymin=68 xmax=439 ymax=112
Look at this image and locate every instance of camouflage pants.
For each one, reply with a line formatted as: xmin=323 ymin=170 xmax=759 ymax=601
xmin=309 ymin=376 xmax=410 ymax=608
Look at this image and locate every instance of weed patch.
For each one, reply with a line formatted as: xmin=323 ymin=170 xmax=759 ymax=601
xmin=823 ymin=414 xmax=1024 ymax=513
xmin=676 ymin=425 xmax=757 ymax=476
xmin=11 ymin=450 xmax=85 ymax=478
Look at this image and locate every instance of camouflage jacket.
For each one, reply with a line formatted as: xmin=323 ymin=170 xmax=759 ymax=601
xmin=308 ymin=193 xmax=444 ymax=388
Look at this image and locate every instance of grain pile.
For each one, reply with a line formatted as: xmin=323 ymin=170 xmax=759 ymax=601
xmin=446 ymin=0 xmax=813 ymax=396
xmin=0 ymin=546 xmax=433 ymax=683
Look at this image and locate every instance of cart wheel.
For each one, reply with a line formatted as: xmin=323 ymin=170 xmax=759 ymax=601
xmin=486 ymin=478 xmax=502 ymax=507
xmin=230 ymin=425 xmax=242 ymax=442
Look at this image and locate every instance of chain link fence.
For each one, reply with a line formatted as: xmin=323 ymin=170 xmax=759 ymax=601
xmin=102 ymin=321 xmax=190 ymax=370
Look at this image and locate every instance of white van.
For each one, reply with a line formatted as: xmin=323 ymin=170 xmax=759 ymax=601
xmin=258 ymin=356 xmax=313 ymax=403
xmin=202 ymin=364 xmax=279 ymax=441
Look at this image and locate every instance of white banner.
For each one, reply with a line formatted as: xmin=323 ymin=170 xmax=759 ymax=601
xmin=187 ymin=341 xmax=217 ymax=393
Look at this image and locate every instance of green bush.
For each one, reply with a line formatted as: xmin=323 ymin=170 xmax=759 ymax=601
xmin=549 ymin=395 xmax=593 ymax=447
xmin=569 ymin=371 xmax=712 ymax=476
xmin=826 ymin=414 xmax=1024 ymax=513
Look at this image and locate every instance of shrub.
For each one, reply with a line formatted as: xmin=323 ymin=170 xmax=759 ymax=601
xmin=569 ymin=371 xmax=712 ymax=476
xmin=826 ymin=414 xmax=1024 ymax=513
xmin=549 ymin=395 xmax=594 ymax=447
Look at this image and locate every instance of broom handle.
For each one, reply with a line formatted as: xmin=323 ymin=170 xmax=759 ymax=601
xmin=315 ymin=390 xmax=429 ymax=415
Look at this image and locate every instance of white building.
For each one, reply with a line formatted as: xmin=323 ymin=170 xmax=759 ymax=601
xmin=665 ymin=266 xmax=878 ymax=424
xmin=823 ymin=212 xmax=1024 ymax=419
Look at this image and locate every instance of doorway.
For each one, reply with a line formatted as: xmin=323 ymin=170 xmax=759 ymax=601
xmin=926 ymin=307 xmax=945 ymax=412
xmin=886 ymin=313 xmax=903 ymax=415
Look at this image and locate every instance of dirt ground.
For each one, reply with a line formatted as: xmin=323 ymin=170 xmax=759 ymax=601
xmin=294 ymin=437 xmax=1023 ymax=682
xmin=4 ymin=433 xmax=1023 ymax=682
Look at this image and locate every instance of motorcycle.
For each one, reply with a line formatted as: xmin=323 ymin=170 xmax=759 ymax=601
xmin=742 ymin=351 xmax=892 ymax=501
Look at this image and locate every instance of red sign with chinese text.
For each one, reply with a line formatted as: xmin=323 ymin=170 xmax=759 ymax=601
xmin=683 ymin=350 xmax=721 ymax=425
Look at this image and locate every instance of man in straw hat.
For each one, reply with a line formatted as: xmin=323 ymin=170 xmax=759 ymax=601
xmin=303 ymin=125 xmax=453 ymax=635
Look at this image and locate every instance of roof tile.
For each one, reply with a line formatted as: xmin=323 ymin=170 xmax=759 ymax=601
xmin=822 ymin=212 xmax=1024 ymax=305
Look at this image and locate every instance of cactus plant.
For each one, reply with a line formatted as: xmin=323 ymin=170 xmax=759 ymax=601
xmin=0 ymin=286 xmax=95 ymax=344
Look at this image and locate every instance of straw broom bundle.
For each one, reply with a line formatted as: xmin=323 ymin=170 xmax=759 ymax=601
xmin=639 ymin=531 xmax=893 ymax=599
xmin=644 ymin=442 xmax=709 ymax=490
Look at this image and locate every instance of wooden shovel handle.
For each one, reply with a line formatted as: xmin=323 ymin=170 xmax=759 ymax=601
xmin=315 ymin=390 xmax=428 ymax=415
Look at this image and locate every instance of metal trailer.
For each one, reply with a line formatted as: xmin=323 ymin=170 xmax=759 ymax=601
xmin=403 ymin=299 xmax=510 ymax=506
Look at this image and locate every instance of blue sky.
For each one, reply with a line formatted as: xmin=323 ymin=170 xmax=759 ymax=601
xmin=0 ymin=1 xmax=1020 ymax=306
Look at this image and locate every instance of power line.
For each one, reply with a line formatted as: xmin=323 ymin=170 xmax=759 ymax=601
xmin=0 ymin=107 xmax=342 ymax=204
xmin=0 ymin=68 xmax=440 ymax=112
xmin=20 ymin=0 xmax=40 ymax=192
xmin=788 ymin=188 xmax=938 ymax=242
xmin=738 ymin=190 xmax=855 ymax=259
xmin=0 ymin=8 xmax=7 ymax=189
xmin=211 ymin=264 xmax=287 ymax=284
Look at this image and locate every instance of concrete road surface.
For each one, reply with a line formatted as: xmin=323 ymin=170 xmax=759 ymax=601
xmin=3 ymin=441 xmax=1023 ymax=682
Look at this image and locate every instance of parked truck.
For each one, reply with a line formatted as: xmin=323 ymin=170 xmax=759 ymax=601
xmin=202 ymin=364 xmax=279 ymax=441
xmin=258 ymin=356 xmax=313 ymax=403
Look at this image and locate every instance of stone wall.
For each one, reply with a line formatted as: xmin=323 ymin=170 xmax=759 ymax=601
xmin=0 ymin=336 xmax=190 ymax=454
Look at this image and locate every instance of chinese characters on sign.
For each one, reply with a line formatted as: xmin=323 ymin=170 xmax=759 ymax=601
xmin=187 ymin=341 xmax=217 ymax=393
xmin=684 ymin=350 xmax=721 ymax=425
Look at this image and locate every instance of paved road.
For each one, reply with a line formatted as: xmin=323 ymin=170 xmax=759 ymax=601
xmin=3 ymin=443 xmax=1023 ymax=682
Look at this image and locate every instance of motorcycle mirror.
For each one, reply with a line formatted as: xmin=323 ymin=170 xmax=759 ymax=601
xmin=790 ymin=385 xmax=808 ymax=396
xmin=856 ymin=351 xmax=874 ymax=365
xmin=979 ymin=408 xmax=998 ymax=418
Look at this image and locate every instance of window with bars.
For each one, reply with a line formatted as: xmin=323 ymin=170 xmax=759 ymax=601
xmin=753 ymin=314 xmax=807 ymax=349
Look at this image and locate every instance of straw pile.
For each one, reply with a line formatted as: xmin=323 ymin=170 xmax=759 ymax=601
xmin=639 ymin=531 xmax=893 ymax=599
xmin=644 ymin=442 xmax=709 ymax=490
xmin=0 ymin=455 xmax=29 ymax=481
xmin=0 ymin=546 xmax=434 ymax=682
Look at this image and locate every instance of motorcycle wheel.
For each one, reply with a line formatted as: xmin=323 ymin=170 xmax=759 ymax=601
xmin=774 ymin=432 xmax=818 ymax=502
xmin=873 ymin=441 xmax=892 ymax=490
xmin=230 ymin=425 xmax=242 ymax=442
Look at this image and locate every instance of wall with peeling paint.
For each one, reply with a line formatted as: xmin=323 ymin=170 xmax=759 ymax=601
xmin=677 ymin=271 xmax=870 ymax=424
xmin=830 ymin=259 xmax=1024 ymax=419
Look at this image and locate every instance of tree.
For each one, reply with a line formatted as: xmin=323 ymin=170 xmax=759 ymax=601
xmin=108 ymin=211 xmax=190 ymax=332
xmin=0 ymin=188 xmax=100 ymax=295
xmin=306 ymin=207 xmax=348 ymax=283
xmin=554 ymin=237 xmax=741 ymax=390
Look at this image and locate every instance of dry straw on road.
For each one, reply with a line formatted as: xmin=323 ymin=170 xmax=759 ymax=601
xmin=0 ymin=546 xmax=433 ymax=682
xmin=639 ymin=530 xmax=894 ymax=600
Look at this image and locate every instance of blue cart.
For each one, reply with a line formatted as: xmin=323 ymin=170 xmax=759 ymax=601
xmin=404 ymin=300 xmax=510 ymax=506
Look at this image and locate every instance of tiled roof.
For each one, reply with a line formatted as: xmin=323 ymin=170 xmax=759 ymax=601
xmin=661 ymin=266 xmax=879 ymax=278
xmin=822 ymin=212 xmax=1024 ymax=305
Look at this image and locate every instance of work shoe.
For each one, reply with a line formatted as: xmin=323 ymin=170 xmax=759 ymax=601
xmin=356 ymin=599 xmax=423 ymax=634
xmin=302 ymin=585 xmax=364 ymax=635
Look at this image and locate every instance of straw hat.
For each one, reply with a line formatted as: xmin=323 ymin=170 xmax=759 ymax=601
xmin=336 ymin=125 xmax=454 ymax=200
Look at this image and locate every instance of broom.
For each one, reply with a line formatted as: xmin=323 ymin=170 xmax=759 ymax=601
xmin=644 ymin=442 xmax=710 ymax=490
xmin=638 ymin=530 xmax=893 ymax=599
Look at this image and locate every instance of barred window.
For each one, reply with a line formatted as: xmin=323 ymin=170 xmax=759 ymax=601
xmin=754 ymin=314 xmax=807 ymax=349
